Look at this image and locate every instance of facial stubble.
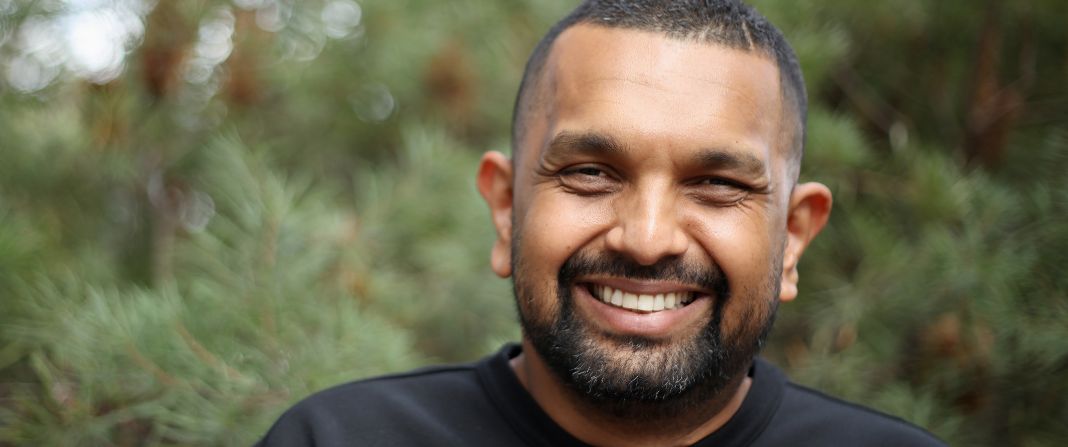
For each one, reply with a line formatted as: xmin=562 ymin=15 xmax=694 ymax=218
xmin=512 ymin=241 xmax=782 ymax=423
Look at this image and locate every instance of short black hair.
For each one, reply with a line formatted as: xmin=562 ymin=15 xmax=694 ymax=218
xmin=511 ymin=0 xmax=807 ymax=177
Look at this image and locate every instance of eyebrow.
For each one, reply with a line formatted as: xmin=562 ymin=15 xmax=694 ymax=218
xmin=691 ymin=149 xmax=767 ymax=177
xmin=543 ymin=130 xmax=768 ymax=177
xmin=544 ymin=131 xmax=629 ymax=161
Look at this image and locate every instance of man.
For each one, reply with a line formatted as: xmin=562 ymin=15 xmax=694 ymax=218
xmin=258 ymin=1 xmax=946 ymax=445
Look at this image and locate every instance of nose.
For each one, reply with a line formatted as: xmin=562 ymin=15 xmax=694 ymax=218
xmin=604 ymin=181 xmax=689 ymax=265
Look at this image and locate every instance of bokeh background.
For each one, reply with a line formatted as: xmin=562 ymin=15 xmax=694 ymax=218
xmin=1 ymin=0 xmax=1066 ymax=445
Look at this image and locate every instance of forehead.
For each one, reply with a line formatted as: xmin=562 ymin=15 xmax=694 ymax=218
xmin=522 ymin=24 xmax=785 ymax=171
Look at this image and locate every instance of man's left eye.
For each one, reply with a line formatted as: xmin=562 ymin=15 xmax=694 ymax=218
xmin=690 ymin=177 xmax=750 ymax=204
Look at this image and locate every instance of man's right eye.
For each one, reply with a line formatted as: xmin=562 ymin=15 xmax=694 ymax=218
xmin=570 ymin=166 xmax=607 ymax=177
xmin=557 ymin=165 xmax=619 ymax=194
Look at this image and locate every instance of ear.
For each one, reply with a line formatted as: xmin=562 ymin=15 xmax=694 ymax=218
xmin=476 ymin=151 xmax=514 ymax=278
xmin=779 ymin=182 xmax=833 ymax=302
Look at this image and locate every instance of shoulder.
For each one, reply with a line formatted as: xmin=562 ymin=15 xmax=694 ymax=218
xmin=299 ymin=362 xmax=482 ymax=414
xmin=761 ymin=380 xmax=946 ymax=447
xmin=256 ymin=363 xmax=503 ymax=446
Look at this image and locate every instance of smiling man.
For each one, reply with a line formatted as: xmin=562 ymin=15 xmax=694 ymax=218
xmin=258 ymin=1 xmax=946 ymax=446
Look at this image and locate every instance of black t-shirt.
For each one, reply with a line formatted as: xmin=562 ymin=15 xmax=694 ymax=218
xmin=257 ymin=344 xmax=945 ymax=446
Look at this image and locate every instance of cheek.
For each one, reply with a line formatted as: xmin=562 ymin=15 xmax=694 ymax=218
xmin=522 ymin=191 xmax=614 ymax=263
xmin=690 ymin=209 xmax=776 ymax=275
xmin=515 ymin=193 xmax=614 ymax=315
xmin=687 ymin=210 xmax=780 ymax=333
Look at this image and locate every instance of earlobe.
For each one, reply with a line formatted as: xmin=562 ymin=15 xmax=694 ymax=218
xmin=477 ymin=151 xmax=515 ymax=278
xmin=779 ymin=182 xmax=833 ymax=302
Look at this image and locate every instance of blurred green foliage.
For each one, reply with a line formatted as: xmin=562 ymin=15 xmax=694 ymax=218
xmin=0 ymin=0 xmax=1065 ymax=445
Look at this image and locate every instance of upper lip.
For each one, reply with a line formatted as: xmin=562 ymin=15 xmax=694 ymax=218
xmin=578 ymin=276 xmax=710 ymax=296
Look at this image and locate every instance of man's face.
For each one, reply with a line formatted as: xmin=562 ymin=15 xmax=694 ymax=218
xmin=479 ymin=25 xmax=821 ymax=409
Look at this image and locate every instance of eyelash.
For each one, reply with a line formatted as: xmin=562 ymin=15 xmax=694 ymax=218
xmin=695 ymin=177 xmax=749 ymax=189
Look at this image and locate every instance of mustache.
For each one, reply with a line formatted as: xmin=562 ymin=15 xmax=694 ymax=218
xmin=558 ymin=250 xmax=729 ymax=297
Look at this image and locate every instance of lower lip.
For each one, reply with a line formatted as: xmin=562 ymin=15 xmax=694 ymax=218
xmin=573 ymin=284 xmax=712 ymax=338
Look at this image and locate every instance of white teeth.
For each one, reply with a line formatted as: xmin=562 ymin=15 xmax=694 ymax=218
xmin=611 ymin=289 xmax=623 ymax=306
xmin=637 ymin=294 xmax=653 ymax=311
xmin=594 ymin=285 xmax=695 ymax=312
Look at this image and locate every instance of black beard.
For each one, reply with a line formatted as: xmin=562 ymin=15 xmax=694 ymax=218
xmin=514 ymin=249 xmax=779 ymax=421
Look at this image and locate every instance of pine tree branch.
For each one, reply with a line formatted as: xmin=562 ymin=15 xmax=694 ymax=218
xmin=124 ymin=343 xmax=180 ymax=387
xmin=174 ymin=322 xmax=248 ymax=382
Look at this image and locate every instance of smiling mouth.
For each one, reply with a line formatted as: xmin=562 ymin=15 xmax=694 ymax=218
xmin=585 ymin=283 xmax=698 ymax=312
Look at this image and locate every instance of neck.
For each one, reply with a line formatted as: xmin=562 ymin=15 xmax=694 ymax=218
xmin=511 ymin=339 xmax=753 ymax=447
